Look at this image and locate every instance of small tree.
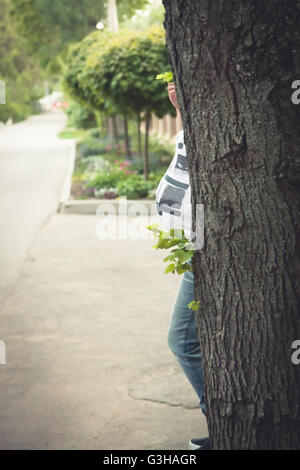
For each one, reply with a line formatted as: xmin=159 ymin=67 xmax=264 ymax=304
xmin=63 ymin=30 xmax=116 ymax=135
xmin=82 ymin=26 xmax=176 ymax=180
xmin=64 ymin=30 xmax=130 ymax=147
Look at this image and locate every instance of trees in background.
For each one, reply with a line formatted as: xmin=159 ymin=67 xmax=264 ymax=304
xmin=63 ymin=31 xmax=112 ymax=112
xmin=1 ymin=0 xmax=155 ymax=123
xmin=10 ymin=0 xmax=149 ymax=70
xmin=64 ymin=26 xmax=175 ymax=180
xmin=117 ymin=0 xmax=149 ymax=19
xmin=163 ymin=0 xmax=300 ymax=450
xmin=83 ymin=26 xmax=175 ymax=179
xmin=10 ymin=0 xmax=106 ymax=71
xmin=63 ymin=30 xmax=117 ymax=138
xmin=121 ymin=0 xmax=164 ymax=30
xmin=0 ymin=0 xmax=43 ymax=122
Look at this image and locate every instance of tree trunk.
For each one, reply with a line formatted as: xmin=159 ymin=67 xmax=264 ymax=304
xmin=143 ymin=111 xmax=151 ymax=181
xmin=111 ymin=114 xmax=118 ymax=145
xmin=107 ymin=0 xmax=119 ymax=32
xmin=94 ymin=110 xmax=102 ymax=133
xmin=123 ymin=116 xmax=131 ymax=158
xmin=106 ymin=116 xmax=110 ymax=138
xmin=137 ymin=113 xmax=142 ymax=159
xmin=163 ymin=0 xmax=300 ymax=450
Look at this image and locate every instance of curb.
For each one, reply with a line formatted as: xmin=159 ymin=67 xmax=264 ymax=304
xmin=57 ymin=139 xmax=156 ymax=216
xmin=59 ymin=198 xmax=156 ymax=216
xmin=58 ymin=139 xmax=76 ymax=212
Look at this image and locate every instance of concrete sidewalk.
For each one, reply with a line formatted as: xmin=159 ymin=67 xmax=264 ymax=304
xmin=0 ymin=110 xmax=74 ymax=296
xmin=0 ymin=213 xmax=207 ymax=450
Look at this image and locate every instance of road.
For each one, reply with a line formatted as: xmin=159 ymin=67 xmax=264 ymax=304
xmin=0 ymin=110 xmax=74 ymax=296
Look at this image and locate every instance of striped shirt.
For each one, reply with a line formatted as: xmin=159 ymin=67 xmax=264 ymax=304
xmin=155 ymin=129 xmax=192 ymax=240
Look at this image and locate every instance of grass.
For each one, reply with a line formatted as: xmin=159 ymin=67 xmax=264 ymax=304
xmin=58 ymin=128 xmax=89 ymax=140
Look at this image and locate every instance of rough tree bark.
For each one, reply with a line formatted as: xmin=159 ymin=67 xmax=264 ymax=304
xmin=163 ymin=0 xmax=300 ymax=449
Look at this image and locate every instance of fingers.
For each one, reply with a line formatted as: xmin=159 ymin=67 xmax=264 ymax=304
xmin=167 ymin=83 xmax=175 ymax=91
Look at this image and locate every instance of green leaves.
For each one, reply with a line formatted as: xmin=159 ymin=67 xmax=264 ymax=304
xmin=10 ymin=0 xmax=107 ymax=67
xmin=147 ymin=224 xmax=195 ymax=275
xmin=64 ymin=26 xmax=176 ymax=120
xmin=188 ymin=300 xmax=200 ymax=311
xmin=0 ymin=0 xmax=43 ymax=122
xmin=116 ymin=176 xmax=152 ymax=199
xmin=86 ymin=166 xmax=127 ymax=189
xmin=147 ymin=223 xmax=200 ymax=312
xmin=156 ymin=71 xmax=173 ymax=83
xmin=164 ymin=263 xmax=176 ymax=274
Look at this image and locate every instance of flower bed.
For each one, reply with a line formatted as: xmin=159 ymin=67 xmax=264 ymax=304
xmin=71 ymin=136 xmax=167 ymax=200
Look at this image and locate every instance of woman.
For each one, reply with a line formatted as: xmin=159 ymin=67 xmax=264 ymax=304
xmin=155 ymin=82 xmax=210 ymax=450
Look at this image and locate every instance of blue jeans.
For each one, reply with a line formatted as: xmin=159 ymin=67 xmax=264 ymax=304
xmin=167 ymin=268 xmax=206 ymax=415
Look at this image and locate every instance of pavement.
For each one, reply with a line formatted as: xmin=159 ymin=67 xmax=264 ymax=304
xmin=0 ymin=110 xmax=74 ymax=296
xmin=0 ymin=111 xmax=208 ymax=449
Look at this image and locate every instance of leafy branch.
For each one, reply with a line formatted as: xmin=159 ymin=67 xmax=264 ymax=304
xmin=147 ymin=224 xmax=199 ymax=310
xmin=188 ymin=300 xmax=200 ymax=311
xmin=156 ymin=71 xmax=174 ymax=83
xmin=147 ymin=223 xmax=194 ymax=273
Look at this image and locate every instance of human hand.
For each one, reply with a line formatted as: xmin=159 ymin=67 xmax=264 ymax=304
xmin=167 ymin=82 xmax=180 ymax=112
